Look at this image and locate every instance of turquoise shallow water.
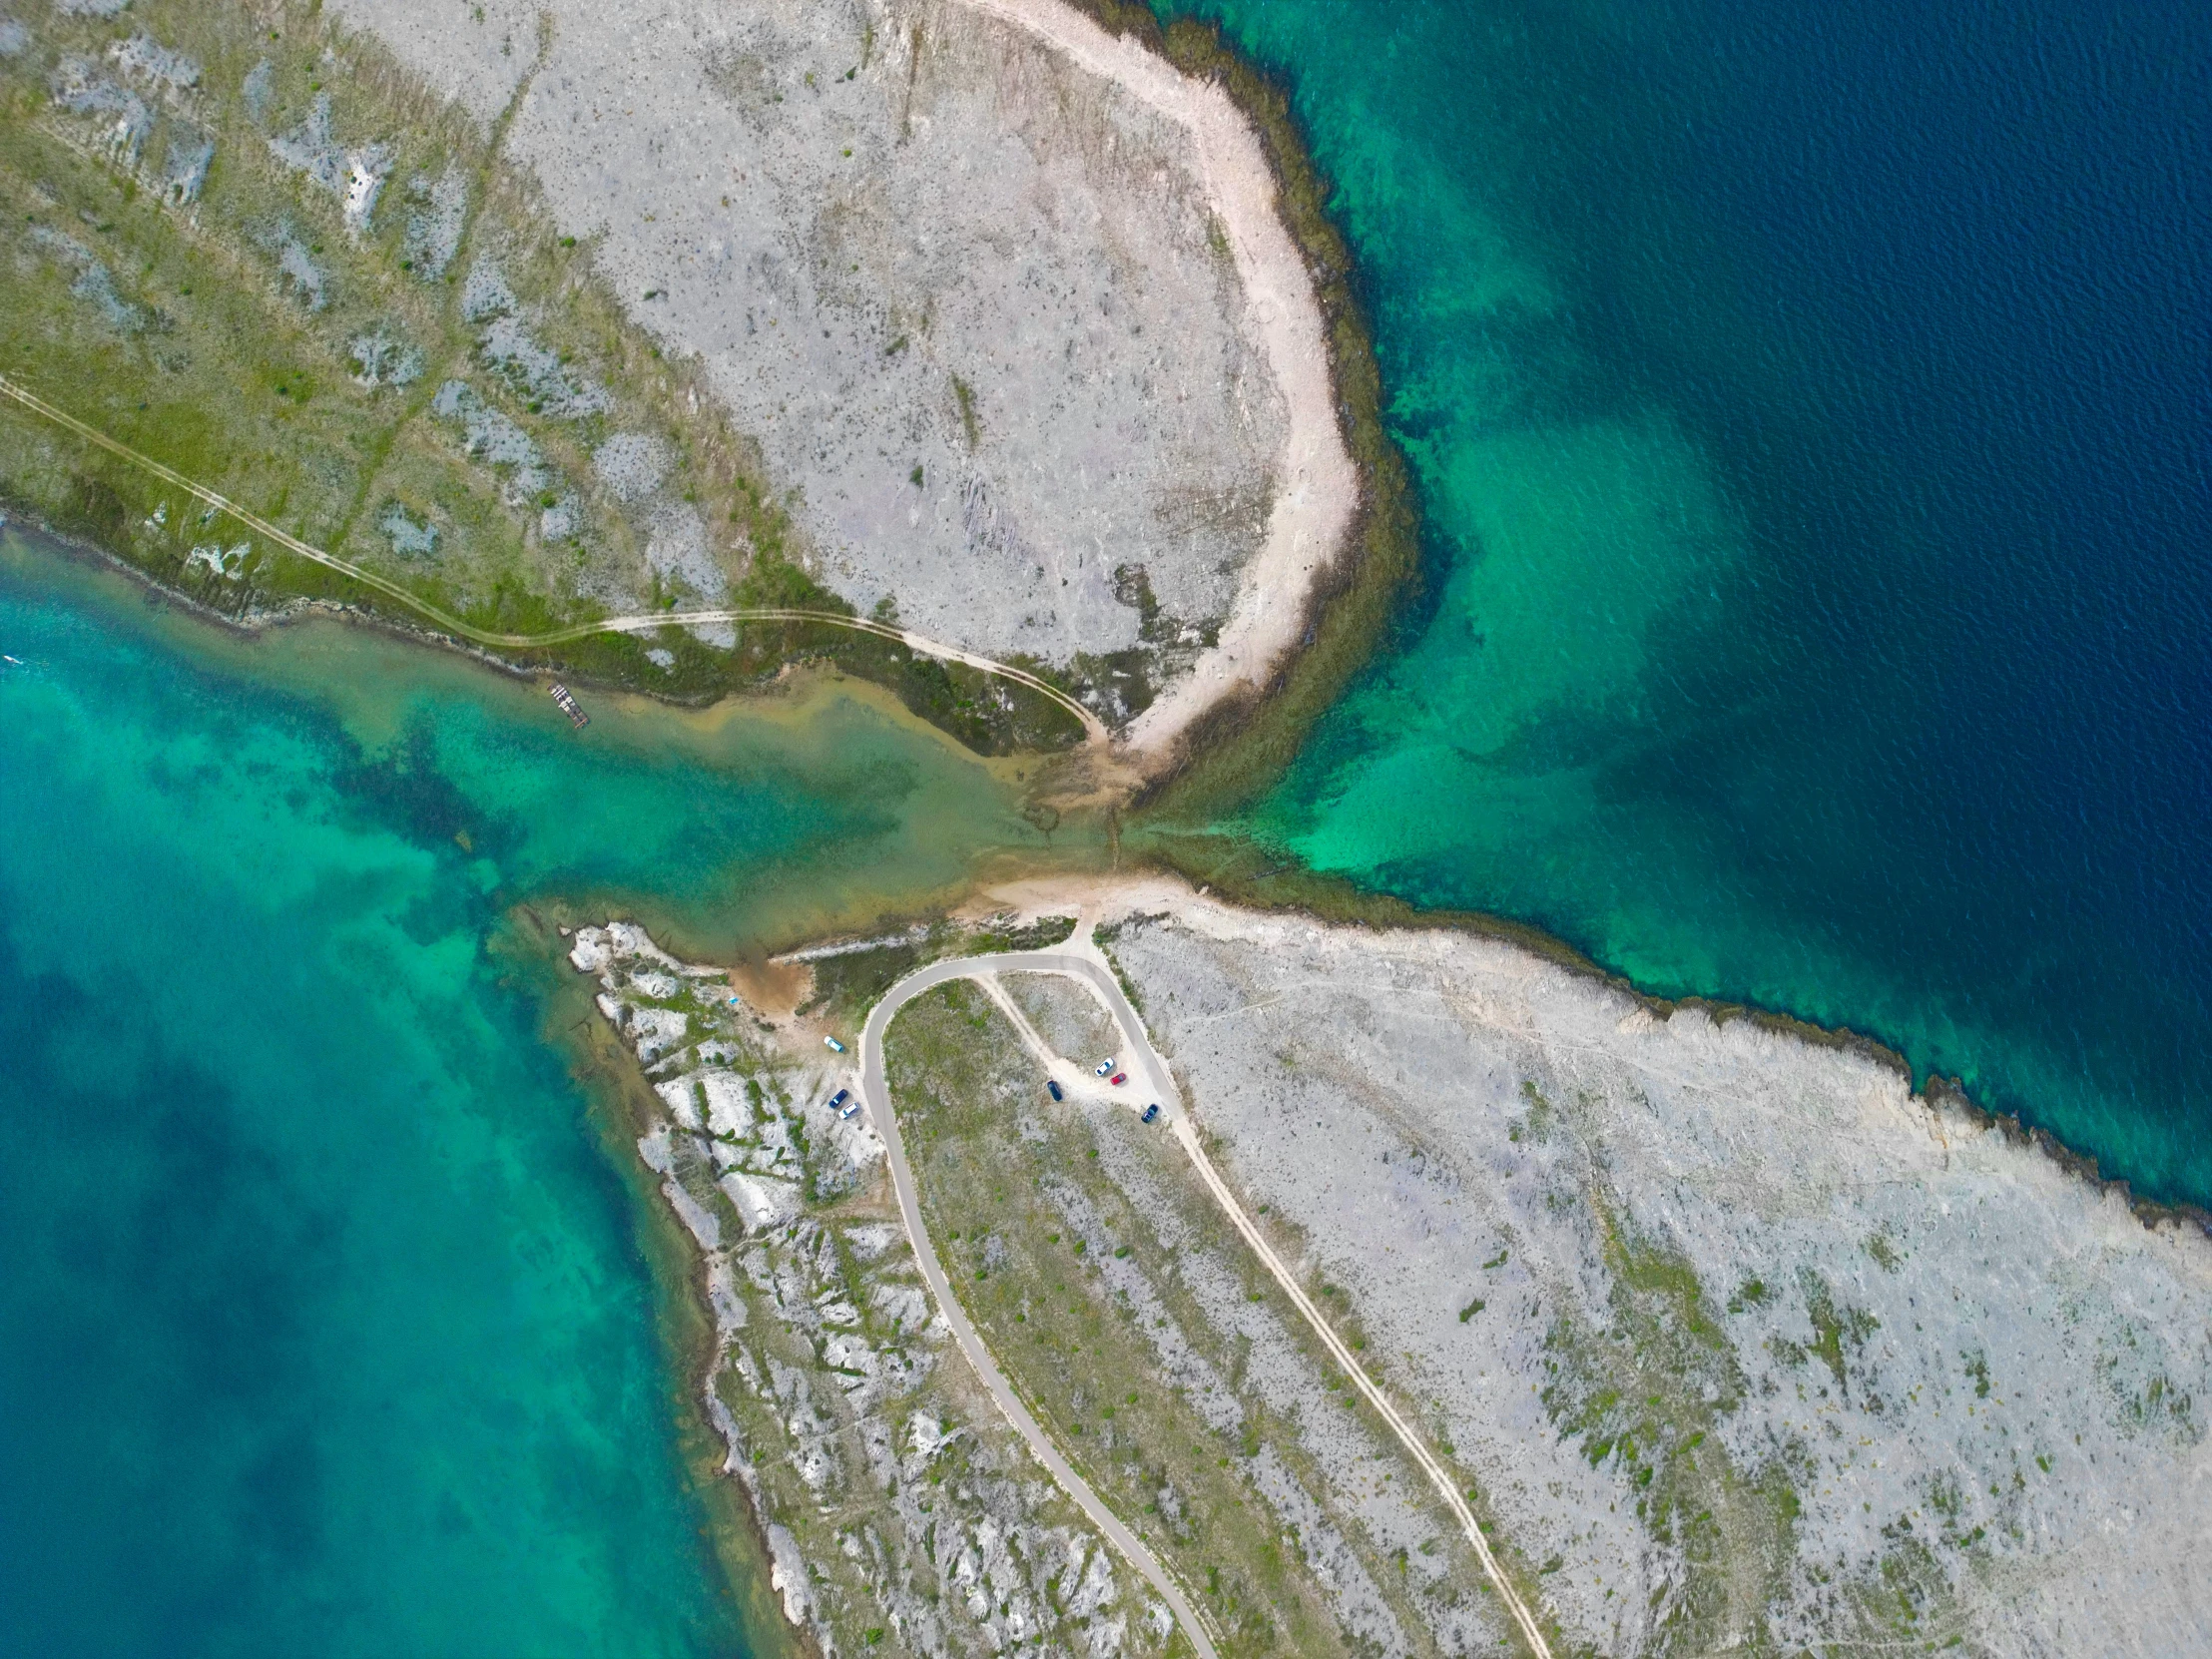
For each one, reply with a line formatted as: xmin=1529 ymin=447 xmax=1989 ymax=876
xmin=1160 ymin=0 xmax=2212 ymax=1208
xmin=0 ymin=541 xmax=1035 ymax=1654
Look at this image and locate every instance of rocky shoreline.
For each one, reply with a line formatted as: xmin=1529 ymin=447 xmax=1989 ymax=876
xmin=569 ymin=919 xmax=1177 ymax=1659
xmin=1091 ymin=887 xmax=2212 ymax=1655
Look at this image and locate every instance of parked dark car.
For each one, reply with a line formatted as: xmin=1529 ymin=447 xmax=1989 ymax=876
xmin=1047 ymin=1079 xmax=1064 ymax=1102
xmin=1142 ymin=1103 xmax=1161 ymax=1124
xmin=828 ymin=1087 xmax=851 ymax=1115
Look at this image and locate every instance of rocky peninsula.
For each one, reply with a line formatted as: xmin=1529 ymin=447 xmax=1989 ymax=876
xmin=326 ymin=0 xmax=1353 ymax=762
xmin=575 ymin=878 xmax=2212 ymax=1657
xmin=2 ymin=0 xmax=1356 ymax=765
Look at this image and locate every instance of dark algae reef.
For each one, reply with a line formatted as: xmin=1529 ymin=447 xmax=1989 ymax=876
xmin=1144 ymin=0 xmax=2212 ymax=1211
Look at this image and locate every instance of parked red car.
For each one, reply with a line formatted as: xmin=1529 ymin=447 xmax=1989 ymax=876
xmin=1109 ymin=1072 xmax=1127 ymax=1086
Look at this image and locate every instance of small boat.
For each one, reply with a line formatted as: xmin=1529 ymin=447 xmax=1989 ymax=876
xmin=1 ymin=655 xmax=22 ymax=666
xmin=548 ymin=683 xmax=588 ymax=729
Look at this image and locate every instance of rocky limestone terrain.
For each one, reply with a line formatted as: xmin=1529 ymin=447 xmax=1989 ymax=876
xmin=571 ymin=920 xmax=1180 ymax=1659
xmin=329 ymin=0 xmax=1300 ymax=723
xmin=886 ymin=966 xmax=1524 ymax=1656
xmin=1101 ymin=900 xmax=2212 ymax=1657
xmin=567 ymin=887 xmax=2212 ymax=1657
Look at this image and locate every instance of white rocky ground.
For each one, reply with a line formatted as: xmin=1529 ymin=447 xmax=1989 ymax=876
xmin=984 ymin=970 xmax=1517 ymax=1655
xmin=570 ymin=883 xmax=2212 ymax=1655
xmin=330 ymin=0 xmax=1337 ymax=733
xmin=571 ymin=920 xmax=1175 ymax=1658
xmin=1099 ymin=900 xmax=2212 ymax=1657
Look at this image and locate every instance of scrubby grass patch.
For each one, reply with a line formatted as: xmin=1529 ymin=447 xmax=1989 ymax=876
xmin=0 ymin=0 xmax=1084 ymax=756
xmin=1537 ymin=1178 xmax=1799 ymax=1654
xmin=884 ymin=980 xmax=1503 ymax=1657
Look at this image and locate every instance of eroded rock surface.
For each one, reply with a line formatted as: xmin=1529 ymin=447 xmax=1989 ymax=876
xmin=1107 ymin=905 xmax=2212 ymax=1656
xmin=572 ymin=921 xmax=1173 ymax=1658
xmin=334 ymin=0 xmax=1295 ymax=717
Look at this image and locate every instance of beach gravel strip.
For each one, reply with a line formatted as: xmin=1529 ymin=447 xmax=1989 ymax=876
xmin=957 ymin=0 xmax=1360 ymax=769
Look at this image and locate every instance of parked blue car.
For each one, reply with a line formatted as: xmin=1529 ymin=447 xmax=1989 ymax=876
xmin=1047 ymin=1079 xmax=1064 ymax=1102
xmin=1141 ymin=1103 xmax=1161 ymax=1124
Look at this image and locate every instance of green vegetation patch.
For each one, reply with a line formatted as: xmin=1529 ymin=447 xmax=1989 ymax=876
xmin=0 ymin=0 xmax=1082 ymax=756
xmin=1538 ymin=1178 xmax=1798 ymax=1655
xmin=884 ymin=980 xmax=1503 ymax=1657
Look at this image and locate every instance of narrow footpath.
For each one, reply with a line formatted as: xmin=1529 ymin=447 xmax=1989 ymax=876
xmin=0 ymin=373 xmax=1107 ymax=745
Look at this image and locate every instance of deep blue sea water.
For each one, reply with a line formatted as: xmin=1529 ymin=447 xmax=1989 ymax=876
xmin=1159 ymin=0 xmax=2212 ymax=1206
xmin=0 ymin=543 xmax=1034 ymax=1655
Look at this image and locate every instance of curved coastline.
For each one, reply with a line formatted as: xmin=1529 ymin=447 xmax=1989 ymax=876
xmin=1061 ymin=0 xmax=1426 ymax=808
xmin=11 ymin=2 xmax=2208 ymax=1650
xmin=1115 ymin=831 xmax=2212 ymax=1240
xmin=1 ymin=0 xmax=1396 ymax=777
xmin=20 ymin=0 xmax=2183 ymax=1240
xmin=1061 ymin=6 xmax=2212 ymax=1235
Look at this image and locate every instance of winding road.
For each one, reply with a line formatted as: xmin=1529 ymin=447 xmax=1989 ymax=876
xmin=858 ymin=946 xmax=1218 ymax=1659
xmin=855 ymin=932 xmax=1555 ymax=1659
xmin=6 ymin=364 xmax=1554 ymax=1655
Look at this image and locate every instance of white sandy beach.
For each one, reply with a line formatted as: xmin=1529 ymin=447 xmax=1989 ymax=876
xmin=956 ymin=0 xmax=1360 ymax=768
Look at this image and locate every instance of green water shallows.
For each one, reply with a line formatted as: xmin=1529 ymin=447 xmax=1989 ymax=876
xmin=1158 ymin=0 xmax=2212 ymax=1208
xmin=0 ymin=538 xmax=1045 ymax=1655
